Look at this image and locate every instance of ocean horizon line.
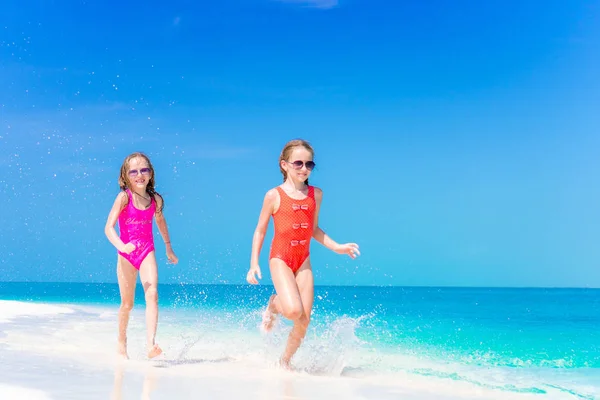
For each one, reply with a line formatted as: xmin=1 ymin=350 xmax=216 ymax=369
xmin=1 ymin=281 xmax=598 ymax=290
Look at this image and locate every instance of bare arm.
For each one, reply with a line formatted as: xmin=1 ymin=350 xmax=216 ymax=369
xmin=104 ymin=192 xmax=128 ymax=252
xmin=247 ymin=189 xmax=278 ymax=284
xmin=154 ymin=194 xmax=178 ymax=264
xmin=153 ymin=194 xmax=171 ymax=246
xmin=311 ymin=187 xmax=341 ymax=251
xmin=312 ymin=187 xmax=361 ymax=258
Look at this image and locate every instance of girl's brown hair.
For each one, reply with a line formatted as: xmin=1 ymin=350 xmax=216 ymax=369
xmin=279 ymin=139 xmax=315 ymax=185
xmin=118 ymin=152 xmax=164 ymax=213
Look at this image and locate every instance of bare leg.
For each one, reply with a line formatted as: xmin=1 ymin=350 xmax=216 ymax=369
xmin=116 ymin=256 xmax=139 ymax=360
xmin=261 ymin=293 xmax=281 ymax=332
xmin=281 ymin=259 xmax=313 ymax=367
xmin=139 ymin=251 xmax=162 ymax=359
xmin=269 ymin=257 xmax=314 ymax=368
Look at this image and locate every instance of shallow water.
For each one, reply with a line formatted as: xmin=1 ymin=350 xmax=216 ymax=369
xmin=0 ymin=283 xmax=598 ymax=399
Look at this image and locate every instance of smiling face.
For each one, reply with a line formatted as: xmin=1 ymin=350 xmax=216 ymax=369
xmin=126 ymin=156 xmax=152 ymax=191
xmin=118 ymin=152 xmax=155 ymax=192
xmin=281 ymin=146 xmax=315 ymax=184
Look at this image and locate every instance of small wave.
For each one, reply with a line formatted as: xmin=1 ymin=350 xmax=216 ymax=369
xmin=0 ymin=300 xmax=74 ymax=323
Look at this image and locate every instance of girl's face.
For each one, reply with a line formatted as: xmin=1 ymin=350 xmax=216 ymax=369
xmin=126 ymin=156 xmax=152 ymax=191
xmin=282 ymin=146 xmax=315 ymax=183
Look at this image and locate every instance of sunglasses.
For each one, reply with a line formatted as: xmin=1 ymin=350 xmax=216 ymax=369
xmin=287 ymin=160 xmax=316 ymax=170
xmin=128 ymin=168 xmax=152 ymax=177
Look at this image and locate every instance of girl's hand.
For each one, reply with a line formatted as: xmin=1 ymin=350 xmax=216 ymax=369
xmin=166 ymin=247 xmax=178 ymax=264
xmin=247 ymin=264 xmax=262 ymax=285
xmin=121 ymin=242 xmax=136 ymax=254
xmin=335 ymin=243 xmax=360 ymax=259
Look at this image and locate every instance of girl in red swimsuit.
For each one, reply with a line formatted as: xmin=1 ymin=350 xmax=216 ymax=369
xmin=246 ymin=139 xmax=360 ymax=369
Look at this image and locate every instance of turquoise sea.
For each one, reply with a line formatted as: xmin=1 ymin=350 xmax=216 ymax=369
xmin=0 ymin=282 xmax=599 ymax=399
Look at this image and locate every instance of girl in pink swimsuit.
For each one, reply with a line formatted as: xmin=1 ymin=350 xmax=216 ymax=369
xmin=246 ymin=139 xmax=360 ymax=369
xmin=104 ymin=152 xmax=178 ymax=360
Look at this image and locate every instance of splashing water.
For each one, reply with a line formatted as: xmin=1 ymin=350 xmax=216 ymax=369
xmin=1 ymin=283 xmax=599 ymax=399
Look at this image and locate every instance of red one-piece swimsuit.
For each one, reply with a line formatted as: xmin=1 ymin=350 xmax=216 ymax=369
xmin=269 ymin=185 xmax=316 ymax=272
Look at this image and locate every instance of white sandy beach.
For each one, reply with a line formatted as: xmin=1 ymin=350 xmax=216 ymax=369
xmin=0 ymin=300 xmax=584 ymax=400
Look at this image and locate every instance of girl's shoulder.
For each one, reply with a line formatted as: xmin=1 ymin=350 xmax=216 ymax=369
xmin=113 ymin=189 xmax=130 ymax=210
xmin=310 ymin=186 xmax=323 ymax=202
xmin=262 ymin=186 xmax=283 ymax=213
xmin=265 ymin=186 xmax=282 ymax=201
xmin=151 ymin=191 xmax=163 ymax=203
xmin=117 ymin=189 xmax=130 ymax=202
xmin=148 ymin=191 xmax=164 ymax=214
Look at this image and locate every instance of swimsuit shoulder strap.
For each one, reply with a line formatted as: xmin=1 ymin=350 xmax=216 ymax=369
xmin=275 ymin=186 xmax=287 ymax=205
xmin=275 ymin=186 xmax=287 ymax=199
xmin=123 ymin=188 xmax=132 ymax=203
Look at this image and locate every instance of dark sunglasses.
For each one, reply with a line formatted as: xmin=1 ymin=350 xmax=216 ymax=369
xmin=128 ymin=168 xmax=152 ymax=177
xmin=287 ymin=160 xmax=316 ymax=171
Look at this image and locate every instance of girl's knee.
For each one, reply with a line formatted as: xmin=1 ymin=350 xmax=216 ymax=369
xmin=145 ymin=287 xmax=158 ymax=303
xmin=120 ymin=301 xmax=134 ymax=312
xmin=282 ymin=304 xmax=304 ymax=321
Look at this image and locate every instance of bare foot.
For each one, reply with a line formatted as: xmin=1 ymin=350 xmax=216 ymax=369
xmin=278 ymin=358 xmax=294 ymax=371
xmin=117 ymin=340 xmax=129 ymax=360
xmin=147 ymin=344 xmax=162 ymax=359
xmin=261 ymin=294 xmax=278 ymax=333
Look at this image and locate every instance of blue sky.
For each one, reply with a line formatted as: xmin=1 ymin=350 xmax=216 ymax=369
xmin=0 ymin=0 xmax=599 ymax=287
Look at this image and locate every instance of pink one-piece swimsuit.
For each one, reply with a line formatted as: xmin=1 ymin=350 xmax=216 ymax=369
xmin=117 ymin=189 xmax=156 ymax=269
